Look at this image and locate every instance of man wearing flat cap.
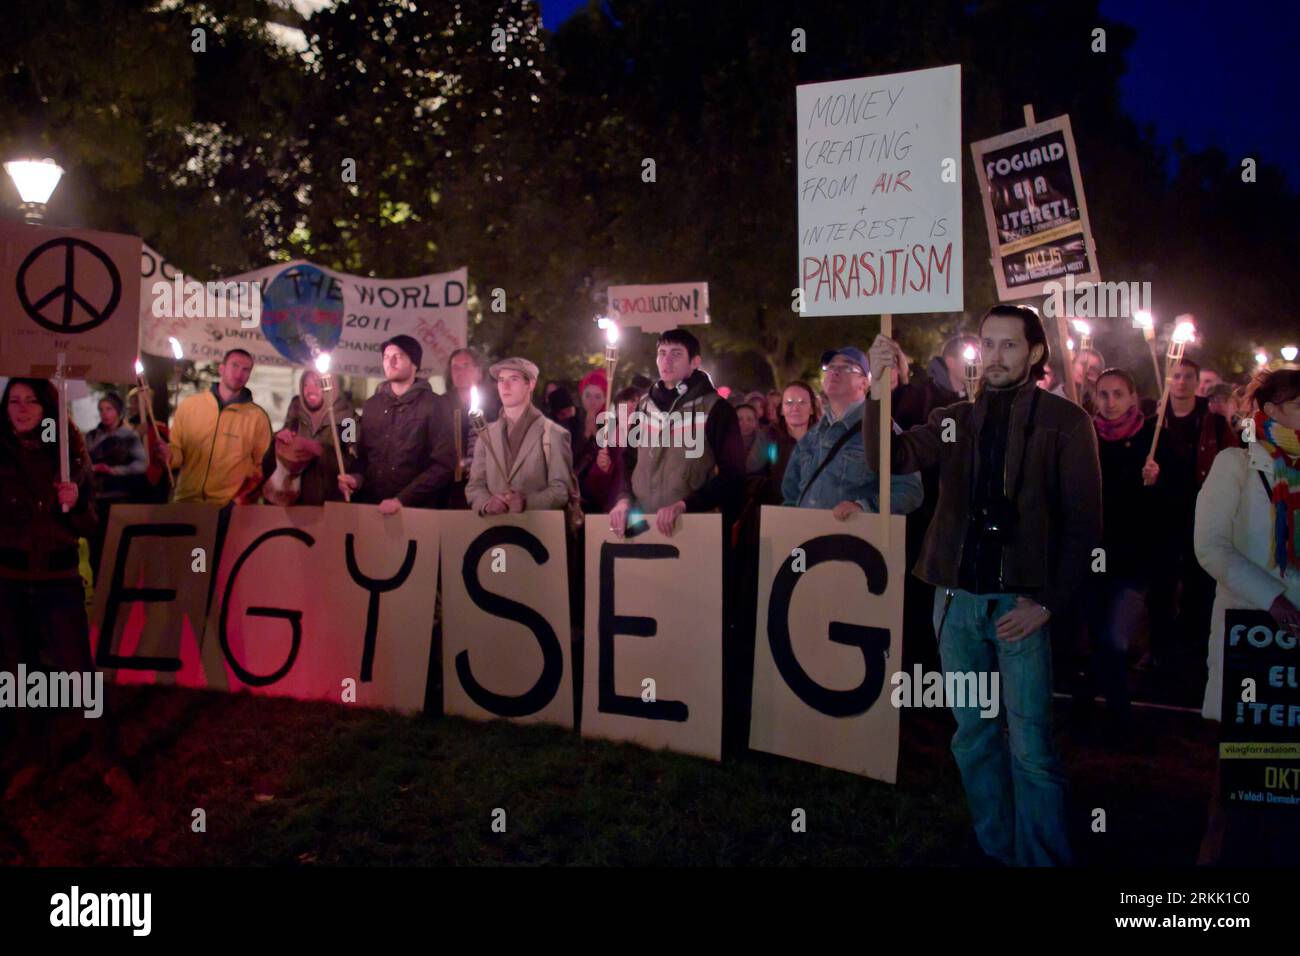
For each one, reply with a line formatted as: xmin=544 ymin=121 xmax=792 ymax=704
xmin=339 ymin=333 xmax=457 ymax=513
xmin=466 ymin=356 xmax=576 ymax=515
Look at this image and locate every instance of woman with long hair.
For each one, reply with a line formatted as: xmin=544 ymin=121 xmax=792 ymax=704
xmin=0 ymin=378 xmax=122 ymax=793
xmin=1194 ymin=367 xmax=1300 ymax=863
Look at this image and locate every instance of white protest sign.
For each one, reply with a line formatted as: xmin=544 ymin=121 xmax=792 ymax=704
xmin=318 ymin=503 xmax=441 ymax=712
xmin=200 ymin=506 xmax=332 ymax=697
xmin=607 ymin=281 xmax=709 ymax=331
xmin=91 ymin=504 xmax=224 ymax=687
xmin=749 ymin=506 xmax=904 ymax=782
xmin=796 ymin=64 xmax=962 ymax=316
xmin=581 ymin=514 xmax=723 ymax=760
xmin=440 ymin=511 xmax=573 ymax=728
xmin=139 ymin=245 xmax=467 ymax=378
xmin=0 ymin=223 xmax=143 ymax=379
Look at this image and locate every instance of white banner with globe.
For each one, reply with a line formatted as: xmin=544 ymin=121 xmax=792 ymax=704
xmin=139 ymin=244 xmax=467 ymax=377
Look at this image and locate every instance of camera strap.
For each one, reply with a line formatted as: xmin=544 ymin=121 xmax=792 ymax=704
xmin=797 ymin=426 xmax=858 ymax=506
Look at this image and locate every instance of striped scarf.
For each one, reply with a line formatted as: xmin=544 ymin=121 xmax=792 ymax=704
xmin=1255 ymin=411 xmax=1300 ymax=574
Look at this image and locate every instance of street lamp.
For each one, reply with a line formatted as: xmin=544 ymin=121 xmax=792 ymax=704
xmin=3 ymin=158 xmax=65 ymax=223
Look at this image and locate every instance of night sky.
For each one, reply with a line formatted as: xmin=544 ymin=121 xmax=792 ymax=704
xmin=539 ymin=0 xmax=1300 ymax=188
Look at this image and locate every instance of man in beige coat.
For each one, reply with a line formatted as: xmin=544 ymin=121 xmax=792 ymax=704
xmin=466 ymin=357 xmax=576 ymax=516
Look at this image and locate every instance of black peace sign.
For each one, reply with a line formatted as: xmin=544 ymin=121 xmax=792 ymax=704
xmin=16 ymin=237 xmax=122 ymax=334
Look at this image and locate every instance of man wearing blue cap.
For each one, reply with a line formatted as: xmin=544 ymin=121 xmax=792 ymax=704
xmin=781 ymin=345 xmax=923 ymax=516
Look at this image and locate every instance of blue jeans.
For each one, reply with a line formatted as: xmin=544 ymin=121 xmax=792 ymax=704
xmin=934 ymin=588 xmax=1074 ymax=866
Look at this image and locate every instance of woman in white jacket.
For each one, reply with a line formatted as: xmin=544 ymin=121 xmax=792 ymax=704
xmin=1193 ymin=368 xmax=1300 ymax=864
xmin=1194 ymin=368 xmax=1300 ymax=722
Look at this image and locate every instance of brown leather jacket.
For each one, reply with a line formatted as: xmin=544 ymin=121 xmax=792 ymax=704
xmin=863 ymin=378 xmax=1102 ymax=616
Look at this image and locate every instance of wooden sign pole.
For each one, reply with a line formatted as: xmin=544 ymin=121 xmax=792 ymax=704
xmin=322 ymin=371 xmax=351 ymax=502
xmin=55 ymin=350 xmax=71 ymax=512
xmin=1018 ymin=103 xmax=1081 ymax=408
xmin=871 ymin=314 xmax=894 ymax=544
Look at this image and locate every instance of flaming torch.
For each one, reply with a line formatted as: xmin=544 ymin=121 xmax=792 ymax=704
xmin=961 ymin=343 xmax=982 ymax=400
xmin=600 ymin=318 xmax=621 ymax=427
xmin=469 ymin=385 xmax=509 ymax=483
xmin=167 ymin=336 xmax=185 ymax=420
xmin=1147 ymin=317 xmax=1197 ymax=462
xmin=1133 ymin=310 xmax=1163 ymax=390
xmin=1072 ymin=319 xmax=1093 ymax=354
xmin=134 ymin=358 xmax=173 ymax=491
xmin=312 ymin=348 xmax=351 ymax=502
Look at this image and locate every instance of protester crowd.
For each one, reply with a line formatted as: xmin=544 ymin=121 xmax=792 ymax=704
xmin=3 ymin=312 xmax=1298 ymax=867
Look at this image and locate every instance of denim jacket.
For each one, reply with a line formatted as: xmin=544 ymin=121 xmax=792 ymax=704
xmin=781 ymin=399 xmax=923 ymax=514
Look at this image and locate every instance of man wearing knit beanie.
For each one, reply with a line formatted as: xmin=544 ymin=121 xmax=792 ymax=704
xmin=380 ymin=334 xmax=423 ymax=372
xmin=339 ymin=334 xmax=456 ymax=513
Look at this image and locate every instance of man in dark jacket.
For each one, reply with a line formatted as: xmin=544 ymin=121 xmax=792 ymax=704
xmin=1145 ymin=356 xmax=1239 ymax=676
xmin=339 ymin=334 xmax=456 ymax=513
xmin=867 ymin=305 xmax=1102 ymax=867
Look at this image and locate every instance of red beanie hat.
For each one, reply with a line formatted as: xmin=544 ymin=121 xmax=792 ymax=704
xmin=578 ymin=368 xmax=608 ymax=400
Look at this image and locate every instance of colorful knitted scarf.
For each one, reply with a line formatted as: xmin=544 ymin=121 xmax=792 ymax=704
xmin=1094 ymin=405 xmax=1145 ymax=442
xmin=1256 ymin=411 xmax=1300 ymax=574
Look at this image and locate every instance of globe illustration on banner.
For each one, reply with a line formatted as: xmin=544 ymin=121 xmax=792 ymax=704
xmin=260 ymin=264 xmax=343 ymax=364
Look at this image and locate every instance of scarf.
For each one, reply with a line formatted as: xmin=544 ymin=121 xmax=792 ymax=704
xmin=1094 ymin=405 xmax=1145 ymax=442
xmin=1256 ymin=410 xmax=1300 ymax=574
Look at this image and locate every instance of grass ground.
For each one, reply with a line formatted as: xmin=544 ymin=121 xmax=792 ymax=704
xmin=0 ymin=685 xmax=1216 ymax=866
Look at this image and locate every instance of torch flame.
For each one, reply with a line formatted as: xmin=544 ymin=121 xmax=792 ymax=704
xmin=1255 ymin=350 xmax=1269 ymax=366
xmin=1282 ymin=345 xmax=1299 ymax=362
xmin=469 ymin=385 xmax=480 ymax=414
xmin=134 ymin=359 xmax=144 ymax=376
xmin=1133 ymin=310 xmax=1153 ymax=329
xmin=605 ymin=322 xmax=620 ymax=346
xmin=1072 ymin=319 xmax=1092 ymax=336
xmin=962 ymin=345 xmax=978 ymax=364
xmin=168 ymin=337 xmax=184 ymax=360
xmin=314 ymin=351 xmax=332 ymax=374
xmin=1172 ymin=320 xmax=1196 ymax=344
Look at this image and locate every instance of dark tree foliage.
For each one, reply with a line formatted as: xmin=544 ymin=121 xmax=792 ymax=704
xmin=1 ymin=0 xmax=1292 ymax=392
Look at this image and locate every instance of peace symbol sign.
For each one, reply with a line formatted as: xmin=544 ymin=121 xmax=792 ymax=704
xmin=16 ymin=237 xmax=122 ymax=334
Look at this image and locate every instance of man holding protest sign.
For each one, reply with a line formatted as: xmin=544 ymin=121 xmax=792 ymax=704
xmin=466 ymin=356 xmax=575 ymax=515
xmin=867 ymin=304 xmax=1102 ymax=866
xmin=781 ymin=345 xmax=922 ymax=516
xmin=339 ymin=334 xmax=456 ymax=513
xmin=164 ymin=348 xmax=272 ymax=506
